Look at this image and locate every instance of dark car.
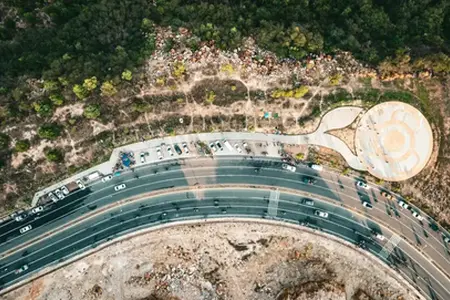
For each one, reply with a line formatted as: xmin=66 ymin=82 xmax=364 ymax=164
xmin=302 ymin=176 xmax=317 ymax=185
xmin=174 ymin=144 xmax=182 ymax=155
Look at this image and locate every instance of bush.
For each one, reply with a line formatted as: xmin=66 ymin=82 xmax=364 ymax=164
xmin=0 ymin=133 xmax=11 ymax=150
xmin=83 ymin=104 xmax=101 ymax=119
xmin=15 ymin=139 xmax=30 ymax=152
xmin=45 ymin=148 xmax=64 ymax=162
xmin=38 ymin=123 xmax=61 ymax=140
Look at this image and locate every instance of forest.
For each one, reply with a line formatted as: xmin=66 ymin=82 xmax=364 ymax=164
xmin=0 ymin=0 xmax=449 ymax=107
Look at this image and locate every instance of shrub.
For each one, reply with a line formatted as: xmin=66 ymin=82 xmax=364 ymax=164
xmin=38 ymin=123 xmax=61 ymax=140
xmin=0 ymin=133 xmax=10 ymax=149
xmin=45 ymin=148 xmax=64 ymax=162
xmin=83 ymin=104 xmax=101 ymax=119
xmin=15 ymin=140 xmax=30 ymax=152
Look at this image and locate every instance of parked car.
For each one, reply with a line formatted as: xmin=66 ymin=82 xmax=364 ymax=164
xmin=182 ymin=142 xmax=190 ymax=154
xmin=209 ymin=143 xmax=217 ymax=152
xmin=54 ymin=189 xmax=64 ymax=200
xmin=443 ymin=235 xmax=450 ymax=244
xmin=282 ymin=164 xmax=296 ymax=172
xmin=380 ymin=191 xmax=393 ymax=200
xmin=76 ymin=179 xmax=86 ymax=190
xmin=362 ymin=202 xmax=373 ymax=209
xmin=15 ymin=264 xmax=28 ymax=274
xmin=140 ymin=152 xmax=146 ymax=163
xmin=174 ymin=144 xmax=182 ymax=155
xmin=310 ymin=164 xmax=323 ymax=171
xmin=59 ymin=186 xmax=69 ymax=195
xmin=102 ymin=174 xmax=113 ymax=182
xmin=31 ymin=206 xmax=44 ymax=214
xmin=156 ymin=147 xmax=163 ymax=159
xmin=302 ymin=198 xmax=314 ymax=206
xmin=375 ymin=234 xmax=386 ymax=241
xmin=19 ymin=225 xmax=32 ymax=234
xmin=114 ymin=184 xmax=127 ymax=191
xmin=412 ymin=211 xmax=425 ymax=221
xmin=302 ymin=176 xmax=317 ymax=185
xmin=215 ymin=141 xmax=223 ymax=151
xmin=242 ymin=142 xmax=248 ymax=149
xmin=398 ymin=200 xmax=410 ymax=210
xmin=234 ymin=143 xmax=242 ymax=153
xmin=314 ymin=210 xmax=329 ymax=218
xmin=356 ymin=181 xmax=370 ymax=189
xmin=14 ymin=214 xmax=25 ymax=222
xmin=48 ymin=192 xmax=58 ymax=203
xmin=167 ymin=146 xmax=174 ymax=156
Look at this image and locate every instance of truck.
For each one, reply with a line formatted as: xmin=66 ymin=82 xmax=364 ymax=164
xmin=86 ymin=171 xmax=101 ymax=182
xmin=223 ymin=140 xmax=233 ymax=151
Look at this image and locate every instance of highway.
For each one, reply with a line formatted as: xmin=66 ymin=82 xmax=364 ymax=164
xmin=0 ymin=156 xmax=449 ymax=299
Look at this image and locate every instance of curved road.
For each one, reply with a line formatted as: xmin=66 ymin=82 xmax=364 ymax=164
xmin=0 ymin=157 xmax=449 ymax=299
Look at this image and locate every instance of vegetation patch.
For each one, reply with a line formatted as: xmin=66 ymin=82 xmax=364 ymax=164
xmin=190 ymin=79 xmax=247 ymax=106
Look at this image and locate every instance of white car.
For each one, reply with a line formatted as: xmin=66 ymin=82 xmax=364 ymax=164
xmin=215 ymin=141 xmax=223 ymax=151
xmin=362 ymin=202 xmax=373 ymax=209
xmin=48 ymin=192 xmax=58 ymax=203
xmin=60 ymin=186 xmax=70 ymax=195
xmin=209 ymin=143 xmax=217 ymax=152
xmin=102 ymin=174 xmax=113 ymax=182
xmin=282 ymin=164 xmax=296 ymax=172
xmin=54 ymin=189 xmax=64 ymax=200
xmin=31 ymin=206 xmax=44 ymax=214
xmin=356 ymin=181 xmax=369 ymax=189
xmin=315 ymin=210 xmax=329 ymax=218
xmin=15 ymin=264 xmax=28 ymax=274
xmin=156 ymin=147 xmax=163 ymax=159
xmin=412 ymin=211 xmax=425 ymax=221
xmin=167 ymin=146 xmax=174 ymax=156
xmin=234 ymin=143 xmax=242 ymax=153
xmin=398 ymin=200 xmax=410 ymax=210
xmin=444 ymin=236 xmax=450 ymax=244
xmin=114 ymin=184 xmax=127 ymax=191
xmin=76 ymin=180 xmax=86 ymax=190
xmin=243 ymin=142 xmax=248 ymax=148
xmin=14 ymin=215 xmax=25 ymax=222
xmin=140 ymin=152 xmax=146 ymax=163
xmin=19 ymin=225 xmax=32 ymax=234
xmin=375 ymin=234 xmax=386 ymax=241
xmin=182 ymin=142 xmax=190 ymax=154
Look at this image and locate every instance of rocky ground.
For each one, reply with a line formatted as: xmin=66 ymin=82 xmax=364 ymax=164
xmin=6 ymin=222 xmax=421 ymax=300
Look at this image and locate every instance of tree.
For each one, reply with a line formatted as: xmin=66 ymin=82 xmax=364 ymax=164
xmin=83 ymin=104 xmax=101 ymax=119
xmin=15 ymin=140 xmax=30 ymax=152
xmin=100 ymin=81 xmax=118 ymax=97
xmin=38 ymin=123 xmax=61 ymax=140
xmin=49 ymin=94 xmax=64 ymax=106
xmin=45 ymin=148 xmax=64 ymax=162
xmin=0 ymin=133 xmax=10 ymax=150
xmin=33 ymin=101 xmax=53 ymax=117
xmin=122 ymin=69 xmax=133 ymax=81
xmin=73 ymin=84 xmax=89 ymax=100
xmin=83 ymin=77 xmax=98 ymax=91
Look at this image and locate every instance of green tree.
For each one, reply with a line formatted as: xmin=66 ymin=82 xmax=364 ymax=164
xmin=15 ymin=140 xmax=30 ymax=152
xmin=45 ymin=148 xmax=64 ymax=162
xmin=100 ymin=81 xmax=118 ymax=97
xmin=33 ymin=101 xmax=53 ymax=117
xmin=83 ymin=76 xmax=98 ymax=91
xmin=38 ymin=123 xmax=61 ymax=140
xmin=73 ymin=84 xmax=89 ymax=100
xmin=83 ymin=104 xmax=101 ymax=119
xmin=49 ymin=94 xmax=64 ymax=106
xmin=122 ymin=69 xmax=133 ymax=81
xmin=0 ymin=133 xmax=10 ymax=150
xmin=43 ymin=80 xmax=59 ymax=92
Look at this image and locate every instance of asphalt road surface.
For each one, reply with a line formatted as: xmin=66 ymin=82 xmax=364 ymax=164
xmin=0 ymin=157 xmax=449 ymax=299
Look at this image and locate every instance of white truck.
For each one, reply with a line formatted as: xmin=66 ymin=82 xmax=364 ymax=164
xmin=223 ymin=140 xmax=234 ymax=151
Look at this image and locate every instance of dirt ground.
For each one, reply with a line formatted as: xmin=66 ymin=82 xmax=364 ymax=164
xmin=6 ymin=222 xmax=421 ymax=300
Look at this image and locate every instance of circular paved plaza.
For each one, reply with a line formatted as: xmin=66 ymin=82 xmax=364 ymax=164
xmin=354 ymin=101 xmax=433 ymax=181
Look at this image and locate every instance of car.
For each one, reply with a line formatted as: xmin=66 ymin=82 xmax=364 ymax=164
xmin=380 ymin=191 xmax=393 ymax=200
xmin=302 ymin=176 xmax=316 ymax=185
xmin=114 ymin=184 xmax=127 ymax=191
xmin=48 ymin=192 xmax=58 ymax=203
xmin=14 ymin=214 xmax=25 ymax=222
xmin=310 ymin=164 xmax=323 ymax=171
xmin=60 ymin=186 xmax=70 ymax=195
xmin=362 ymin=202 xmax=373 ymax=209
xmin=221 ymin=209 xmax=227 ymax=214
xmin=174 ymin=144 xmax=183 ymax=155
xmin=156 ymin=147 xmax=163 ymax=159
xmin=302 ymin=199 xmax=314 ymax=206
xmin=375 ymin=234 xmax=386 ymax=241
xmin=31 ymin=206 xmax=44 ymax=214
xmin=443 ymin=235 xmax=450 ymax=244
xmin=356 ymin=181 xmax=370 ymax=189
xmin=182 ymin=142 xmax=190 ymax=154
xmin=140 ymin=152 xmax=146 ymax=163
xmin=412 ymin=211 xmax=425 ymax=221
xmin=209 ymin=143 xmax=217 ymax=152
xmin=76 ymin=180 xmax=86 ymax=190
xmin=282 ymin=163 xmax=296 ymax=172
xmin=54 ymin=189 xmax=64 ymax=200
xmin=314 ymin=210 xmax=329 ymax=218
xmin=102 ymin=174 xmax=113 ymax=182
xmin=234 ymin=143 xmax=242 ymax=153
xmin=243 ymin=142 xmax=248 ymax=148
xmin=167 ymin=146 xmax=174 ymax=156
xmin=19 ymin=225 xmax=32 ymax=234
xmin=215 ymin=141 xmax=223 ymax=151
xmin=398 ymin=200 xmax=410 ymax=210
xmin=15 ymin=264 xmax=28 ymax=275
